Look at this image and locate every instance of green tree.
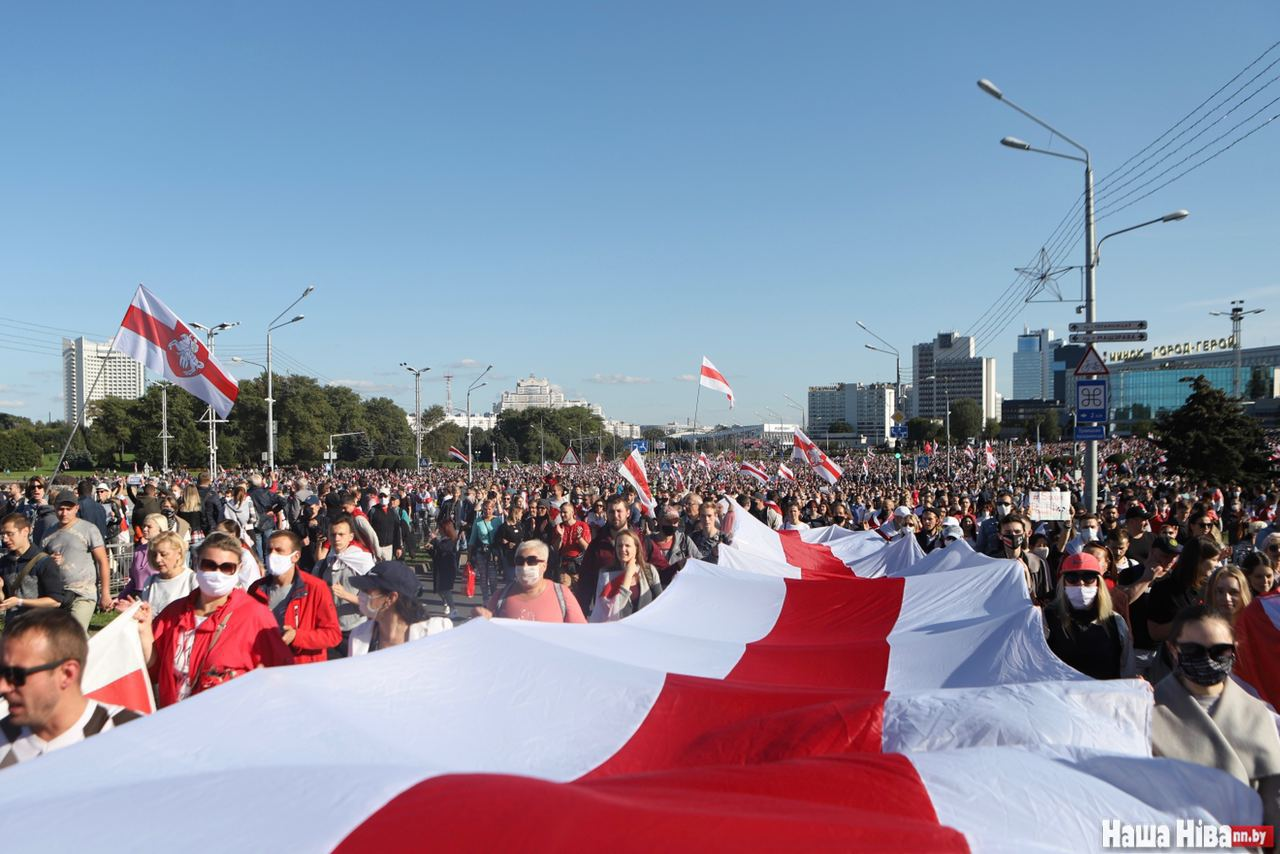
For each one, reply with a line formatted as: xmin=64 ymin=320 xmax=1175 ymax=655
xmin=85 ymin=396 xmax=138 ymax=467
xmin=1157 ymin=375 xmax=1273 ymax=485
xmin=982 ymin=418 xmax=1002 ymax=440
xmin=362 ymin=397 xmax=413 ymax=458
xmin=949 ymin=398 xmax=983 ymax=441
xmin=906 ymin=417 xmax=938 ymax=444
xmin=129 ymin=384 xmax=207 ymax=470
xmin=0 ymin=428 xmax=43 ymax=470
xmin=1248 ymin=367 xmax=1270 ymax=400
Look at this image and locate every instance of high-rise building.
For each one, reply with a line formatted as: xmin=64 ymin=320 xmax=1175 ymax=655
xmin=805 ymin=382 xmax=895 ymax=441
xmin=62 ymin=337 xmax=146 ymax=426
xmin=911 ymin=332 xmax=998 ymax=423
xmin=1013 ymin=327 xmax=1056 ymax=400
xmin=496 ymin=375 xmax=604 ymax=416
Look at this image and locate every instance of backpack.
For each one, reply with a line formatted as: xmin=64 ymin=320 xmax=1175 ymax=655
xmin=495 ymin=580 xmax=567 ymax=621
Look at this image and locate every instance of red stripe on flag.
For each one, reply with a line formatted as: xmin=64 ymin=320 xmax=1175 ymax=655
xmin=726 ymin=577 xmax=903 ymax=691
xmin=120 ymin=305 xmax=239 ymax=403
xmin=777 ymin=530 xmax=852 ymax=580
xmin=335 ymin=754 xmax=965 ymax=852
xmin=86 ymin=669 xmax=155 ymax=716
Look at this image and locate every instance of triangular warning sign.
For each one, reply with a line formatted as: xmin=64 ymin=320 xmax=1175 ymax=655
xmin=559 ymin=447 xmax=580 ymax=466
xmin=1074 ymin=344 xmax=1109 ymax=376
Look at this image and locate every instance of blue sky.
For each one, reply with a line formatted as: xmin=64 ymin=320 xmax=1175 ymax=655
xmin=3 ymin=2 xmax=1278 ymax=426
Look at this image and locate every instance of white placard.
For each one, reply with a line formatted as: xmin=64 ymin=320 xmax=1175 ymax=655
xmin=1028 ymin=490 xmax=1072 ymax=521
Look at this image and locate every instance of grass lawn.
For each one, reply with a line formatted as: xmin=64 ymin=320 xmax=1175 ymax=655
xmin=0 ymin=607 xmax=120 ymax=636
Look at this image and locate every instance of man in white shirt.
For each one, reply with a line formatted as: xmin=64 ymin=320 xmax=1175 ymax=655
xmin=0 ymin=609 xmax=140 ymax=769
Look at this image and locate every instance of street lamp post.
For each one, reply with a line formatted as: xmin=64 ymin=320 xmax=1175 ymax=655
xmin=782 ymin=394 xmax=805 ymax=432
xmin=980 ymin=79 xmax=1188 ymax=513
xmin=190 ymin=320 xmax=238 ymax=476
xmin=466 ymin=365 xmax=492 ymax=481
xmin=266 ymin=286 xmax=314 ymax=476
xmin=401 ymin=363 xmax=431 ymax=470
xmin=858 ymin=321 xmax=902 ymax=412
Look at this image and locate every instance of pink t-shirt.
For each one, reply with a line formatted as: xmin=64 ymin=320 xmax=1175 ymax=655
xmin=485 ymin=582 xmax=586 ymax=623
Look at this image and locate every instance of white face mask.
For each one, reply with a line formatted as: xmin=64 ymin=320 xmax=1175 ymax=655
xmin=516 ymin=565 xmax=543 ymax=588
xmin=1079 ymin=526 xmax=1099 ymax=543
xmin=1032 ymin=547 xmax=1051 ymax=560
xmin=1065 ymin=585 xmax=1098 ymax=609
xmin=357 ymin=591 xmax=384 ymax=620
xmin=266 ymin=553 xmax=294 ymax=576
xmin=196 ymin=569 xmax=239 ymax=599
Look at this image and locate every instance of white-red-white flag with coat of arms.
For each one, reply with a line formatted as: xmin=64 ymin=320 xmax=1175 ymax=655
xmin=113 ymin=286 xmax=239 ymax=418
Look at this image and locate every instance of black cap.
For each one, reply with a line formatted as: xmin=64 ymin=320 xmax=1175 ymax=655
xmin=348 ymin=561 xmax=420 ymax=600
xmin=53 ymin=490 xmax=78 ymax=507
xmin=1151 ymin=535 xmax=1182 ymax=555
xmin=1125 ymin=504 xmax=1150 ymax=520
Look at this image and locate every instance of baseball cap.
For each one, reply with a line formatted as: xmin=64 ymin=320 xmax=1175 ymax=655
xmin=348 ymin=561 xmax=420 ymax=600
xmin=1152 ymin=535 xmax=1182 ymax=555
xmin=95 ymin=482 xmax=110 ymax=492
xmin=1059 ymin=552 xmax=1103 ymax=577
xmin=1124 ymin=505 xmax=1150 ymax=520
xmin=53 ymin=490 xmax=78 ymax=507
xmin=941 ymin=516 xmax=963 ymax=541
xmin=379 ymin=487 xmax=390 ymax=496
xmin=894 ymin=505 xmax=912 ymax=518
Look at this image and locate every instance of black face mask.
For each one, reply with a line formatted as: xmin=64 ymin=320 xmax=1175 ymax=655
xmin=1175 ymin=643 xmax=1235 ymax=686
xmin=1000 ymin=532 xmax=1024 ymax=550
xmin=660 ymin=524 xmax=678 ymax=536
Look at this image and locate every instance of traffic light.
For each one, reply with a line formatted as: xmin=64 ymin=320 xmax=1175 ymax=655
xmin=894 ymin=452 xmax=902 ymax=459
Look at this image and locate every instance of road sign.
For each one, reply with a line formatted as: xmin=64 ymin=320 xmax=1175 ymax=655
xmin=418 ymin=457 xmax=429 ymax=468
xmin=560 ymin=447 xmax=580 ymax=465
xmin=1075 ymin=424 xmax=1107 ymax=441
xmin=1069 ymin=332 xmax=1148 ymax=343
xmin=1074 ymin=344 xmax=1109 ymax=376
xmin=1076 ymin=379 xmax=1109 ymax=423
xmin=916 ymin=455 xmax=930 ymax=469
xmin=627 ymin=439 xmax=648 ymax=454
xmin=1068 ymin=320 xmax=1147 ymax=332
xmin=890 ymin=424 xmax=908 ymax=438
xmin=892 ymin=410 xmax=905 ymax=424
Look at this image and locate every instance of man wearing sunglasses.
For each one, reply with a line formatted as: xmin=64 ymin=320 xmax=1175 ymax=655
xmin=0 ymin=609 xmax=140 ymax=769
xmin=474 ymin=540 xmax=585 ymax=623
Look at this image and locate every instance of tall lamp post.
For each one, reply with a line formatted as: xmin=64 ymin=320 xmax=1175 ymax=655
xmin=980 ymin=78 xmax=1188 ymax=512
xmin=266 ymin=286 xmax=314 ymax=475
xmin=190 ymin=320 xmax=239 ymax=476
xmin=401 ymin=363 xmax=431 ymax=470
xmin=466 ymin=365 xmax=492 ymax=482
xmin=857 ymin=321 xmax=902 ymax=410
xmin=782 ymin=393 xmax=806 ymax=432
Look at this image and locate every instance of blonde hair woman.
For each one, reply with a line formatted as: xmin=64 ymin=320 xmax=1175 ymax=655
xmin=1205 ymin=565 xmax=1252 ymax=625
xmin=1043 ymin=551 xmax=1136 ymax=679
xmin=590 ymin=529 xmax=663 ymax=623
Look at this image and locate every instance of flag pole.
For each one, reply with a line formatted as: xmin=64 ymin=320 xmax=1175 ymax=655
xmin=692 ymin=381 xmax=703 ymax=455
xmin=51 ymin=316 xmax=129 ymax=476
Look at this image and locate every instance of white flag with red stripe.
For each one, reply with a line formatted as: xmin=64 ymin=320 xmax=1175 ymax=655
xmin=619 ymin=449 xmax=656 ymax=517
xmin=792 ymin=428 xmax=842 ymax=484
xmin=672 ymin=462 xmax=686 ymax=492
xmin=82 ymin=601 xmax=156 ymax=715
xmin=699 ymin=356 xmax=734 ymax=409
xmin=113 ymin=286 xmax=239 ymax=418
xmin=984 ymin=442 xmax=997 ymax=471
xmin=447 ymin=446 xmax=469 ymax=465
xmin=739 ymin=461 xmax=768 ymax=484
xmin=696 ymin=451 xmax=710 ymax=471
xmin=777 ymin=462 xmax=795 ymax=482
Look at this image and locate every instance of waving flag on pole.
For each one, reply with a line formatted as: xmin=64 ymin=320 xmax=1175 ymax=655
xmin=777 ymin=463 xmax=795 ymax=482
xmin=447 ymin=446 xmax=469 ymax=465
xmin=619 ymin=449 xmax=657 ymax=517
xmin=113 ymin=285 xmax=239 ymax=417
xmin=984 ymin=442 xmax=997 ymax=471
xmin=699 ymin=357 xmax=734 ymax=409
xmin=672 ymin=462 xmax=687 ymax=492
xmin=739 ymin=461 xmax=768 ymax=485
xmin=696 ymin=451 xmax=710 ymax=471
xmin=792 ymin=428 xmax=843 ymax=485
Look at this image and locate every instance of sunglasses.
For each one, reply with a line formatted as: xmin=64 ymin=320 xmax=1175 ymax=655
xmin=1061 ymin=572 xmax=1099 ymax=585
xmin=514 ymin=555 xmax=545 ymax=566
xmin=0 ymin=658 xmax=70 ymax=688
xmin=198 ymin=559 xmax=241 ymax=575
xmin=1176 ymin=642 xmax=1236 ymax=662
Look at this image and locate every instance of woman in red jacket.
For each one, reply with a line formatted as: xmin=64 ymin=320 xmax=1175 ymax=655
xmin=134 ymin=532 xmax=293 ymax=707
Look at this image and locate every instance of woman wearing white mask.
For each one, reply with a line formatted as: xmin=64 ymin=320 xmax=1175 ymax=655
xmin=1043 ymin=552 xmax=1136 ymax=680
xmin=474 ymin=540 xmax=586 ymax=623
xmin=131 ymin=532 xmax=293 ymax=707
xmin=347 ymin=561 xmax=453 ymax=655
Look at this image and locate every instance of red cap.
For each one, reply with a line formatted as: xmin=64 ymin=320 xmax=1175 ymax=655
xmin=1059 ymin=552 xmax=1103 ymax=577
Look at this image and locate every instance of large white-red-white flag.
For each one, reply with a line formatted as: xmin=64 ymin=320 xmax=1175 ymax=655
xmin=447 ymin=446 xmax=469 ymax=465
xmin=777 ymin=462 xmax=795 ymax=482
xmin=696 ymin=451 xmax=710 ymax=471
xmin=619 ymin=449 xmax=656 ymax=517
xmin=82 ymin=601 xmax=156 ymax=715
xmin=114 ymin=286 xmax=239 ymax=418
xmin=739 ymin=461 xmax=768 ymax=485
xmin=699 ymin=356 xmax=734 ymax=409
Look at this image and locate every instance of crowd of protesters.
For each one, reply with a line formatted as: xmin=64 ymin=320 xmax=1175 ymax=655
xmin=5 ymin=434 xmax=1280 ymax=815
